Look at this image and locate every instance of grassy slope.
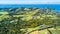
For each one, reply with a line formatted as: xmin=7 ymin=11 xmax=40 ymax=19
xmin=0 ymin=12 xmax=60 ymax=34
xmin=28 ymin=26 xmax=60 ymax=34
xmin=0 ymin=12 xmax=8 ymax=14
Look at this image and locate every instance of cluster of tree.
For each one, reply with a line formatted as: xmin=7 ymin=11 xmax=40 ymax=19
xmin=0 ymin=8 xmax=60 ymax=34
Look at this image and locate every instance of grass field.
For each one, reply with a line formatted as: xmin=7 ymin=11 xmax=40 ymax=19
xmin=26 ymin=26 xmax=60 ymax=34
xmin=29 ymin=28 xmax=60 ymax=34
xmin=0 ymin=12 xmax=8 ymax=14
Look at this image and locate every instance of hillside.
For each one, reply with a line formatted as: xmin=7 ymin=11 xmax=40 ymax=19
xmin=0 ymin=8 xmax=60 ymax=34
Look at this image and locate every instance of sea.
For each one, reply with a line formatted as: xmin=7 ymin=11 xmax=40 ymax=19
xmin=0 ymin=4 xmax=60 ymax=11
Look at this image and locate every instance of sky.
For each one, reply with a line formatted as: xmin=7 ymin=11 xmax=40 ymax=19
xmin=0 ymin=0 xmax=60 ymax=4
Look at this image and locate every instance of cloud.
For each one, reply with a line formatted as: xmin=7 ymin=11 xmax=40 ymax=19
xmin=0 ymin=0 xmax=60 ymax=4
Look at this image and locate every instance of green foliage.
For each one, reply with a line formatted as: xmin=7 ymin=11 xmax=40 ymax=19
xmin=0 ymin=8 xmax=60 ymax=34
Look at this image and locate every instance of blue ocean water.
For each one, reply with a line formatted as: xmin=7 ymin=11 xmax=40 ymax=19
xmin=0 ymin=4 xmax=60 ymax=10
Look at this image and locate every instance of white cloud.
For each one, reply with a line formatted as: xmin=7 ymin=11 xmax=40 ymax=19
xmin=0 ymin=0 xmax=60 ymax=4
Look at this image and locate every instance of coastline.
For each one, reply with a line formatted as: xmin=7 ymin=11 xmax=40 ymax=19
xmin=0 ymin=4 xmax=60 ymax=11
